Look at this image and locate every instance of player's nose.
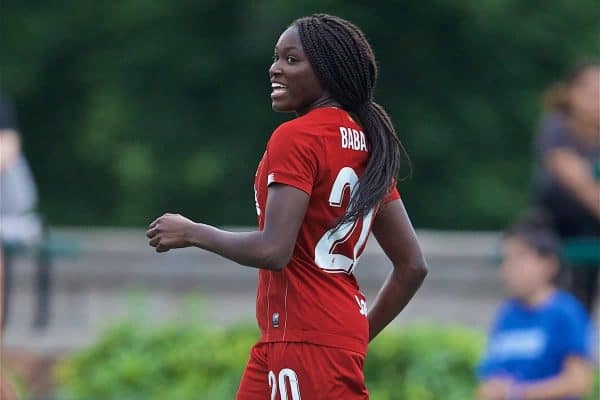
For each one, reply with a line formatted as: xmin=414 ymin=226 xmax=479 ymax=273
xmin=269 ymin=61 xmax=282 ymax=78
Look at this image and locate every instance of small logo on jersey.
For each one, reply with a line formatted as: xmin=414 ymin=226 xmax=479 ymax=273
xmin=354 ymin=295 xmax=368 ymax=316
xmin=272 ymin=312 xmax=280 ymax=328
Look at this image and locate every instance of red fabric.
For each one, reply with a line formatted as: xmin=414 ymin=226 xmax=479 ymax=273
xmin=236 ymin=342 xmax=369 ymax=400
xmin=253 ymin=107 xmax=401 ymax=357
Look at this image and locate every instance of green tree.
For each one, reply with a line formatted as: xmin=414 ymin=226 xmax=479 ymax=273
xmin=1 ymin=0 xmax=598 ymax=228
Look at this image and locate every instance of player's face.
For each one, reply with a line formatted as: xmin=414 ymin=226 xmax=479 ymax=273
xmin=569 ymin=67 xmax=600 ymax=131
xmin=500 ymin=237 xmax=556 ymax=300
xmin=269 ymin=26 xmax=327 ymax=114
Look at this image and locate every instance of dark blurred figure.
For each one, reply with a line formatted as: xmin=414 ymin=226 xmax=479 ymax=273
xmin=0 ymin=93 xmax=24 ymax=400
xmin=477 ymin=211 xmax=595 ymax=400
xmin=534 ymin=62 xmax=600 ymax=314
xmin=0 ymin=91 xmax=41 ymax=329
xmin=0 ymin=247 xmax=18 ymax=400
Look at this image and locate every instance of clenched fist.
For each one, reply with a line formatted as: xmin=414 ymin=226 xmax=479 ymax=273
xmin=146 ymin=213 xmax=197 ymax=253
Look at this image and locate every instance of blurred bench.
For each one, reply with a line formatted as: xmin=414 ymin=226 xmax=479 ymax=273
xmin=490 ymin=237 xmax=599 ymax=267
xmin=2 ymin=224 xmax=80 ymax=330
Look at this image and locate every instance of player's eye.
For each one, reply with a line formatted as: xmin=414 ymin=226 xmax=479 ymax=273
xmin=286 ymin=56 xmax=297 ymax=64
xmin=272 ymin=53 xmax=279 ymax=62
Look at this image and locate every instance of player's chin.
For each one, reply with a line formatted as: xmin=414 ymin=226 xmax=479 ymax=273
xmin=505 ymin=283 xmax=528 ymax=299
xmin=271 ymin=98 xmax=296 ymax=113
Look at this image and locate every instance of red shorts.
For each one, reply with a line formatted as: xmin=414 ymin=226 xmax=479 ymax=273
xmin=236 ymin=341 xmax=369 ymax=400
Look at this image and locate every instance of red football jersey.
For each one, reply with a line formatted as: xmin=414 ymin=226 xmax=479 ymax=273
xmin=253 ymin=107 xmax=400 ymax=355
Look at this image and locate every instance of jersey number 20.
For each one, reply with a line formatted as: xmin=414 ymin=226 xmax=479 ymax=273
xmin=269 ymin=369 xmax=301 ymax=400
xmin=314 ymin=167 xmax=374 ymax=274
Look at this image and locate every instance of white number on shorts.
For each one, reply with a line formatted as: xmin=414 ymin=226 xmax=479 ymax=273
xmin=314 ymin=167 xmax=374 ymax=274
xmin=269 ymin=371 xmax=277 ymax=400
xmin=269 ymin=368 xmax=301 ymax=400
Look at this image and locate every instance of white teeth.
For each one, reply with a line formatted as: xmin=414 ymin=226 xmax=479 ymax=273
xmin=271 ymin=83 xmax=286 ymax=89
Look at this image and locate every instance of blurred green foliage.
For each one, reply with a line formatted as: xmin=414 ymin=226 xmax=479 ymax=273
xmin=364 ymin=325 xmax=484 ymax=399
xmin=53 ymin=321 xmax=600 ymax=399
xmin=55 ymin=322 xmax=258 ymax=399
xmin=1 ymin=0 xmax=599 ymax=228
xmin=54 ymin=322 xmax=483 ymax=399
xmin=2 ymin=365 xmax=28 ymax=400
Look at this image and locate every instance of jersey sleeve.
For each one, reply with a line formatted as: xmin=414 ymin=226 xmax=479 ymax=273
xmin=559 ymin=299 xmax=595 ymax=361
xmin=476 ymin=302 xmax=512 ymax=379
xmin=265 ymin=124 xmax=321 ymax=196
xmin=535 ymin=113 xmax=573 ymax=159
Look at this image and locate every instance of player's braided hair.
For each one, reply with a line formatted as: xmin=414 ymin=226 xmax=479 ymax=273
xmin=294 ymin=14 xmax=408 ymax=230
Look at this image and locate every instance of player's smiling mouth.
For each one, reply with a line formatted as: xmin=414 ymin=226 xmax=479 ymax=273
xmin=271 ymin=82 xmax=288 ymax=98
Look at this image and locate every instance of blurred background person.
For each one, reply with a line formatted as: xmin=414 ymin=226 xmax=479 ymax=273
xmin=0 ymin=90 xmax=42 ymax=329
xmin=533 ymin=62 xmax=600 ymax=315
xmin=0 ymin=247 xmax=19 ymax=400
xmin=477 ymin=211 xmax=594 ymax=400
xmin=0 ymin=95 xmax=23 ymax=395
xmin=0 ymin=91 xmax=41 ymax=243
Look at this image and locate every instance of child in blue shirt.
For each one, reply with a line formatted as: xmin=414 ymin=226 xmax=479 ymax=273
xmin=477 ymin=211 xmax=595 ymax=400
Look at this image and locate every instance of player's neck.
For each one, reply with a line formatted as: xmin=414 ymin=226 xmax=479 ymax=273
xmin=520 ymin=285 xmax=555 ymax=308
xmin=296 ymin=97 xmax=342 ymax=116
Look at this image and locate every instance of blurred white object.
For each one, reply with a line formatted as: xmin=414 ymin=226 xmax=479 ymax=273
xmin=0 ymin=153 xmax=42 ymax=244
xmin=0 ymin=212 xmax=42 ymax=245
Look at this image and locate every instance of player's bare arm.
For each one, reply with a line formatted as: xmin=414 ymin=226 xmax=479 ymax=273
xmin=146 ymin=183 xmax=309 ymax=271
xmin=367 ymin=199 xmax=427 ymax=341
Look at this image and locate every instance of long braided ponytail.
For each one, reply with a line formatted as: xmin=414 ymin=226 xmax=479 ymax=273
xmin=294 ymin=14 xmax=407 ymax=229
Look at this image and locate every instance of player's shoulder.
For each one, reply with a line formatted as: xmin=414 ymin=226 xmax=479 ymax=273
xmin=275 ymin=107 xmax=356 ymax=133
xmin=539 ymin=112 xmax=568 ymax=132
xmin=273 ymin=116 xmax=310 ymax=136
xmin=496 ymin=299 xmax=521 ymax=320
xmin=274 ymin=110 xmax=327 ymax=132
xmin=549 ymin=290 xmax=588 ymax=321
xmin=269 ymin=114 xmax=324 ymax=146
xmin=487 ymin=299 xmax=522 ymax=334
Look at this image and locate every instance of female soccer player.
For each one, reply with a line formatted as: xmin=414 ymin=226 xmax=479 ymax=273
xmin=147 ymin=14 xmax=427 ymax=399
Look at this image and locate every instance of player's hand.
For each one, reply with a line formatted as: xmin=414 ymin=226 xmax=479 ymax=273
xmin=476 ymin=377 xmax=513 ymax=400
xmin=146 ymin=213 xmax=196 ymax=253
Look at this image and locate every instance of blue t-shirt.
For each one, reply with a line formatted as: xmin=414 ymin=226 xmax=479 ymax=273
xmin=478 ymin=290 xmax=595 ymax=395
